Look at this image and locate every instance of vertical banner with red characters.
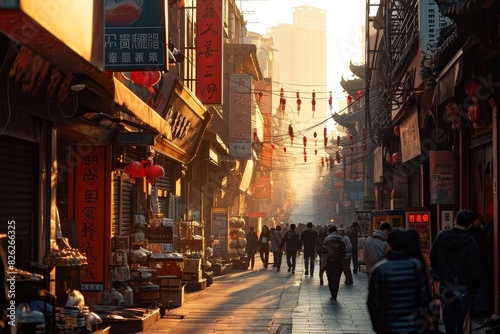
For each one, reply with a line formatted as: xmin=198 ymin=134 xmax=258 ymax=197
xmin=74 ymin=145 xmax=107 ymax=291
xmin=196 ymin=0 xmax=223 ymax=104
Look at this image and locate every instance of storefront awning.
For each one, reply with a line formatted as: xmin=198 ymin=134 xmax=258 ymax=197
xmin=0 ymin=0 xmax=104 ymax=73
xmin=114 ymin=78 xmax=211 ymax=165
xmin=432 ymin=50 xmax=463 ymax=105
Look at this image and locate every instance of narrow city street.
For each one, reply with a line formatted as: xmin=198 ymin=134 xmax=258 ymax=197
xmin=140 ymin=256 xmax=375 ymax=334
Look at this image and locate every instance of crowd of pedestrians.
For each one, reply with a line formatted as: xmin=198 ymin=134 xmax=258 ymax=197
xmin=243 ymin=210 xmax=492 ymax=333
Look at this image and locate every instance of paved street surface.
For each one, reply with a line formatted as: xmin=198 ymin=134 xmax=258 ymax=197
xmin=140 ymin=255 xmax=376 ymax=334
xmin=136 ymin=254 xmax=493 ymax=334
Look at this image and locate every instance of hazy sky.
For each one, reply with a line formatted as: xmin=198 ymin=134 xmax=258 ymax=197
xmin=236 ymin=1 xmax=366 ymax=222
xmin=238 ymin=0 xmax=366 ymax=97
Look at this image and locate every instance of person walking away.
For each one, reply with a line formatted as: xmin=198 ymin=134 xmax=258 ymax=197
xmin=469 ymin=213 xmax=488 ymax=316
xmin=270 ymin=225 xmax=283 ymax=272
xmin=430 ymin=209 xmax=482 ymax=334
xmin=245 ymin=227 xmax=258 ymax=270
xmin=367 ymin=229 xmax=435 ymax=334
xmin=337 ymin=228 xmax=353 ymax=285
xmin=300 ymin=222 xmax=318 ymax=276
xmin=280 ymin=223 xmax=300 ymax=274
xmin=363 ymin=222 xmax=392 ymax=282
xmin=258 ymin=225 xmax=271 ymax=269
xmin=322 ymin=225 xmax=346 ymax=301
xmin=315 ymin=225 xmax=328 ymax=285
xmin=346 ymin=222 xmax=359 ymax=274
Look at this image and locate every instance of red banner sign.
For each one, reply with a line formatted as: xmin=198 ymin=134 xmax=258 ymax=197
xmin=74 ymin=145 xmax=107 ymax=290
xmin=196 ymin=0 xmax=223 ymax=104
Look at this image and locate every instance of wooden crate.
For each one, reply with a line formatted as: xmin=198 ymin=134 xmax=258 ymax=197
xmin=182 ymin=270 xmax=202 ymax=281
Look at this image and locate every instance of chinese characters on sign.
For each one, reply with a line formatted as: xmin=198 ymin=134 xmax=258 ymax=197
xmin=75 ymin=146 xmax=106 ymax=291
xmin=196 ymin=0 xmax=223 ymax=104
xmin=104 ymin=0 xmax=166 ymax=70
xmin=229 ymin=74 xmax=252 ymax=159
xmin=407 ymin=211 xmax=431 ymax=269
xmin=429 ymin=151 xmax=453 ymax=204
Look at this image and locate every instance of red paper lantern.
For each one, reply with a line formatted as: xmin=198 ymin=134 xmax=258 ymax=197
xmin=324 ymin=136 xmax=328 ymax=148
xmin=144 ymin=164 xmax=165 ymax=179
xmin=328 ymin=91 xmax=333 ymax=111
xmin=124 ymin=161 xmax=146 ymax=178
xmin=392 ymin=152 xmax=400 ymax=165
xmin=288 ymin=124 xmax=294 ymax=144
xmin=296 ymin=91 xmax=302 ymax=111
xmin=464 ymin=78 xmax=481 ymax=97
xmin=394 ymin=125 xmax=400 ymax=136
xmin=347 ymin=95 xmax=353 ymax=104
xmin=283 ymin=147 xmax=287 ymax=153
xmin=311 ymin=91 xmax=316 ymax=112
xmin=468 ymin=104 xmax=480 ymax=128
xmin=130 ymin=71 xmax=161 ymax=86
xmin=271 ymin=144 xmax=275 ymax=149
xmin=303 ymin=136 xmax=307 ymax=147
xmin=304 ymin=155 xmax=307 ymax=163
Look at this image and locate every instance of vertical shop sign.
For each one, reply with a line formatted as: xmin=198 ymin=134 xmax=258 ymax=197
xmin=406 ymin=211 xmax=431 ymax=269
xmin=196 ymin=0 xmax=223 ymax=104
xmin=441 ymin=210 xmax=454 ymax=231
xmin=74 ymin=145 xmax=106 ymax=290
xmin=229 ymin=73 xmax=252 ymax=159
xmin=429 ymin=151 xmax=453 ymax=204
xmin=211 ymin=207 xmax=228 ymax=258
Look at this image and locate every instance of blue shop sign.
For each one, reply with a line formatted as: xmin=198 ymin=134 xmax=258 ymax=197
xmin=104 ymin=0 xmax=167 ymax=71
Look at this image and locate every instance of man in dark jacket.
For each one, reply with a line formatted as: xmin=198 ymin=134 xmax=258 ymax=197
xmin=300 ymin=222 xmax=318 ymax=276
xmin=322 ymin=225 xmax=346 ymax=301
xmin=280 ymin=223 xmax=300 ymax=274
xmin=245 ymin=227 xmax=258 ymax=269
xmin=430 ymin=209 xmax=481 ymax=334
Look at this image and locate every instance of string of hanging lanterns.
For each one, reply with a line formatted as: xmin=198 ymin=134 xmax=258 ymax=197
xmin=123 ymin=159 xmax=165 ymax=184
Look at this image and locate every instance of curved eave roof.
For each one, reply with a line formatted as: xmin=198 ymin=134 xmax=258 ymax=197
xmin=349 ymin=61 xmax=366 ymax=79
xmin=333 ymin=108 xmax=364 ymax=127
xmin=340 ymin=76 xmax=365 ymax=96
